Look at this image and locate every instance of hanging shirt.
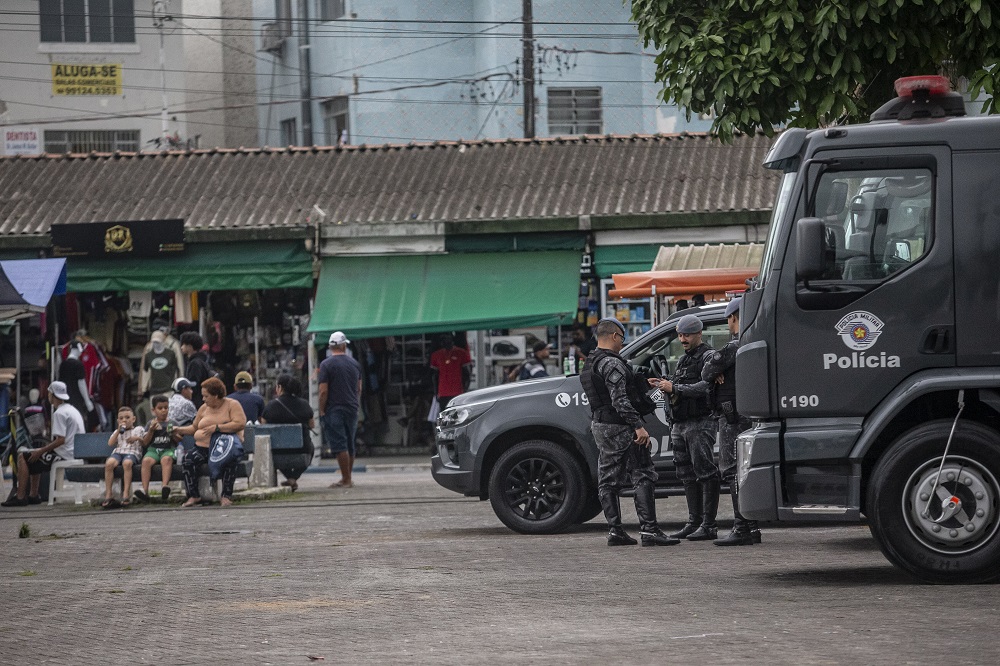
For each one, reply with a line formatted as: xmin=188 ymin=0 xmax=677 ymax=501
xmin=144 ymin=347 xmax=180 ymax=395
xmin=59 ymin=356 xmax=90 ymax=416
xmin=430 ymin=346 xmax=471 ymax=398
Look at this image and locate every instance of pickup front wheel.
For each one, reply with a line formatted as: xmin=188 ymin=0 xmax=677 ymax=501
xmin=488 ymin=440 xmax=586 ymax=534
xmin=867 ymin=420 xmax=1000 ymax=584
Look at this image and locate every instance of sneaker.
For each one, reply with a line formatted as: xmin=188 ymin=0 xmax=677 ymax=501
xmin=1 ymin=496 xmax=29 ymax=507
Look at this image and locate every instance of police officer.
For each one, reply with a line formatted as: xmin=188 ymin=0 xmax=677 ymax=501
xmin=702 ymin=298 xmax=761 ymax=546
xmin=580 ymin=318 xmax=679 ymax=547
xmin=650 ymin=314 xmax=720 ymax=541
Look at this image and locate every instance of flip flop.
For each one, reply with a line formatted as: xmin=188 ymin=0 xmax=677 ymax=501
xmin=120 ymin=498 xmax=131 ymax=507
xmin=134 ymin=490 xmax=149 ymax=503
xmin=161 ymin=487 xmax=171 ymax=502
xmin=101 ymin=498 xmax=119 ymax=509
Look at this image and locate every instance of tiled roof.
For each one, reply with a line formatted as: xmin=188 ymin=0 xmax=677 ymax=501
xmin=0 ymin=133 xmax=779 ymax=238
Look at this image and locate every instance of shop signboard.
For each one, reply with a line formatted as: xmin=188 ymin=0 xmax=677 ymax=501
xmin=51 ymin=219 xmax=185 ymax=258
xmin=51 ymin=63 xmax=123 ymax=96
xmin=2 ymin=127 xmax=41 ymax=155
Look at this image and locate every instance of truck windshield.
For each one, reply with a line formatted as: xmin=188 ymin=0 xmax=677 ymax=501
xmin=756 ymin=171 xmax=797 ymax=288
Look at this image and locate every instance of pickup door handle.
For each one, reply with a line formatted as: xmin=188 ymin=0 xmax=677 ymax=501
xmin=920 ymin=326 xmax=953 ymax=354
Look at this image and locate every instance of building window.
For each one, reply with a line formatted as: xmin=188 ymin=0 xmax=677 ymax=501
xmin=319 ymin=0 xmax=346 ymax=21
xmin=44 ymin=129 xmax=140 ymax=153
xmin=322 ymin=97 xmax=349 ymax=145
xmin=40 ymin=0 xmax=136 ymax=44
xmin=280 ymin=118 xmax=298 ymax=146
xmin=547 ymin=88 xmax=603 ymax=136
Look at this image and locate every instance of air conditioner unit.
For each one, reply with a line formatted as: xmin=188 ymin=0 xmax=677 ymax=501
xmin=261 ymin=22 xmax=286 ymax=55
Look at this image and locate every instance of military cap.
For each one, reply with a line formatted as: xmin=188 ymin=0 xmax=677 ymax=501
xmin=725 ymin=298 xmax=743 ymax=318
xmin=676 ymin=314 xmax=704 ymax=334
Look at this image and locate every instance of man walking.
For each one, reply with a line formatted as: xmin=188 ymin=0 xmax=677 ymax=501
xmin=2 ymin=382 xmax=84 ymax=507
xmin=319 ymin=331 xmax=361 ymax=488
xmin=580 ymin=318 xmax=678 ymax=547
xmin=702 ymin=298 xmax=761 ymax=546
xmin=650 ymin=314 xmax=720 ymax=541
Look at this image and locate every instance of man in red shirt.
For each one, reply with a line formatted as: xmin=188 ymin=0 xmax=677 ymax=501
xmin=429 ymin=334 xmax=472 ymax=410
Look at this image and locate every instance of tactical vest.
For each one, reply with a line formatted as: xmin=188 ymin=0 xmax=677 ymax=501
xmin=671 ymin=344 xmax=713 ymax=421
xmin=581 ymin=348 xmax=625 ymax=424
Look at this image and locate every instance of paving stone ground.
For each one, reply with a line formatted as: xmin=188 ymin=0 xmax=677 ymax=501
xmin=1 ymin=466 xmax=997 ymax=665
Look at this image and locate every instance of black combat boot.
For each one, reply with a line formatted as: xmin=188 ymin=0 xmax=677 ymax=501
xmin=634 ymin=482 xmax=680 ymax=546
xmin=668 ymin=482 xmax=702 ymax=539
xmin=748 ymin=521 xmax=762 ymax=544
xmin=687 ymin=476 xmax=721 ymax=541
xmin=714 ymin=484 xmax=753 ymax=546
xmin=601 ymin=491 xmax=637 ymax=546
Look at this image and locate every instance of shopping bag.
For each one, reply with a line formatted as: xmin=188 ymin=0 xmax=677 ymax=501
xmin=208 ymin=432 xmax=245 ymax=481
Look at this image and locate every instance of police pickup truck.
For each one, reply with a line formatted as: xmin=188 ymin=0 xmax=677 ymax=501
xmin=431 ymin=303 xmax=729 ymax=534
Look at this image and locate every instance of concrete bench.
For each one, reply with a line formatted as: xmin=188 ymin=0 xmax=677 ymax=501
xmin=243 ymin=424 xmax=311 ymax=487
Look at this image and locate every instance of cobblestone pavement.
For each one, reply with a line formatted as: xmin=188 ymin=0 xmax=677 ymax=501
xmin=1 ymin=467 xmax=997 ymax=665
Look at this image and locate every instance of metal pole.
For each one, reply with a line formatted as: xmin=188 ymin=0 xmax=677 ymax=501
xmin=521 ymin=0 xmax=535 ymax=138
xmin=15 ymin=321 xmax=21 ymax=406
xmin=298 ymin=0 xmax=314 ymax=145
xmin=154 ymin=0 xmax=170 ymax=143
xmin=253 ymin=316 xmax=260 ymax=384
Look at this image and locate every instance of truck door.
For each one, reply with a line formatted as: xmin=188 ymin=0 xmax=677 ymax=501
xmin=776 ymin=147 xmax=954 ymax=417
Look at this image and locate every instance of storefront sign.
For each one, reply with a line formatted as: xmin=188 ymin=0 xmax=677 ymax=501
xmin=51 ymin=219 xmax=185 ymax=258
xmin=51 ymin=63 xmax=122 ymax=96
xmin=3 ymin=127 xmax=41 ymax=155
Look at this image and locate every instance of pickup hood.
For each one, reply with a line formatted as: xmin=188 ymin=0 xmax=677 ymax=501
xmin=447 ymin=376 xmax=570 ymax=407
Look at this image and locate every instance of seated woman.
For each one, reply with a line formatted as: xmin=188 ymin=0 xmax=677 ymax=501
xmin=174 ymin=377 xmax=247 ymax=507
xmin=260 ymin=374 xmax=315 ymax=492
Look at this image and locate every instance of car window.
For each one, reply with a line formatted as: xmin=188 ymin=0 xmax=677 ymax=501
xmin=625 ymin=320 xmax=730 ymax=377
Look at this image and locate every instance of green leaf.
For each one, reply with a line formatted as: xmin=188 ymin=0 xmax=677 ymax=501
xmin=760 ymin=33 xmax=771 ymax=55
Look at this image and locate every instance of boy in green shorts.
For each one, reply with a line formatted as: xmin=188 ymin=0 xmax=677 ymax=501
xmin=135 ymin=395 xmax=177 ymax=503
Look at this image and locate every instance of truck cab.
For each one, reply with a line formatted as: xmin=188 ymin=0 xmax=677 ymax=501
xmin=736 ymin=76 xmax=1000 ymax=583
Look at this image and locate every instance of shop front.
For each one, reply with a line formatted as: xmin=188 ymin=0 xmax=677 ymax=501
xmin=308 ymin=249 xmax=583 ymax=452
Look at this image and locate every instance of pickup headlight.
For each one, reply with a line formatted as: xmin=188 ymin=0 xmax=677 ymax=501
xmin=438 ymin=401 xmax=495 ymax=428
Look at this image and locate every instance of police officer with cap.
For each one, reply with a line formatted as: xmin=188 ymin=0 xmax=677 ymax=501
xmin=580 ymin=318 xmax=679 ymax=547
xmin=702 ymin=297 xmax=761 ymax=546
xmin=649 ymin=313 xmax=720 ymax=540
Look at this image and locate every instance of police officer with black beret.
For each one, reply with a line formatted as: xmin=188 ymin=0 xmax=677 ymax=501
xmin=580 ymin=318 xmax=679 ymax=547
xmin=702 ymin=297 xmax=761 ymax=546
xmin=649 ymin=314 xmax=720 ymax=541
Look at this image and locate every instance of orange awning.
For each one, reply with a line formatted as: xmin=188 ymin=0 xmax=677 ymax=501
xmin=609 ymin=267 xmax=758 ymax=299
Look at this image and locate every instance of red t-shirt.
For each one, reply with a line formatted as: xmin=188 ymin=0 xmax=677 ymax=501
xmin=430 ymin=346 xmax=471 ymax=398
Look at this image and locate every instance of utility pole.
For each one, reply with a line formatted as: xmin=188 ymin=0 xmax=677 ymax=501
xmin=298 ymin=0 xmax=314 ymax=145
xmin=521 ymin=0 xmax=535 ymax=139
xmin=153 ymin=0 xmax=170 ymax=145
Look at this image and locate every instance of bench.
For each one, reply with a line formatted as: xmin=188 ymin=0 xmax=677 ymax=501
xmin=244 ymin=423 xmax=311 ymax=480
xmin=61 ymin=432 xmax=256 ymax=502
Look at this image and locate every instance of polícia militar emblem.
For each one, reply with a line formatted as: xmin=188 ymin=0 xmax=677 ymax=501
xmin=104 ymin=224 xmax=133 ymax=253
xmin=835 ymin=311 xmax=884 ymax=351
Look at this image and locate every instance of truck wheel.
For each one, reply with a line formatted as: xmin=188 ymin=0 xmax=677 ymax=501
xmin=488 ymin=440 xmax=585 ymax=534
xmin=867 ymin=420 xmax=1000 ymax=584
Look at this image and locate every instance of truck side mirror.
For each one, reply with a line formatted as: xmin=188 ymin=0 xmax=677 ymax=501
xmin=796 ymin=217 xmax=826 ymax=281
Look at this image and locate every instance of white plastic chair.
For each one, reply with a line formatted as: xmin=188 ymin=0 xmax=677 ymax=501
xmin=48 ymin=459 xmax=85 ymax=505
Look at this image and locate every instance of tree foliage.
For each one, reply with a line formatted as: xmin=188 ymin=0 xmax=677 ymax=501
xmin=631 ymin=0 xmax=1000 ymax=142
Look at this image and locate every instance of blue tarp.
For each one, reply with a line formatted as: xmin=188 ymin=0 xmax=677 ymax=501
xmin=0 ymin=258 xmax=67 ymax=318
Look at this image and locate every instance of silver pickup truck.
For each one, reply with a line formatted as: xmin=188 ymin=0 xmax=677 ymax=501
xmin=431 ymin=303 xmax=729 ymax=534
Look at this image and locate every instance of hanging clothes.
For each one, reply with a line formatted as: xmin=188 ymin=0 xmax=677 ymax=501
xmin=174 ymin=290 xmax=195 ymax=324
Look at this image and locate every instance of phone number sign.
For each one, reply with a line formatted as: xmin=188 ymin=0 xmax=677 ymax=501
xmin=51 ymin=63 xmax=122 ymax=96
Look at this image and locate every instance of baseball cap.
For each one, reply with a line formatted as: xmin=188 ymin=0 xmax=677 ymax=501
xmin=172 ymin=377 xmax=196 ymax=392
xmin=532 ymin=341 xmax=553 ymax=354
xmin=48 ymin=380 xmax=70 ymax=401
xmin=724 ymin=298 xmax=742 ymax=318
xmin=329 ymin=331 xmax=350 ymax=346
xmin=676 ymin=314 xmax=704 ymax=334
xmin=235 ymin=371 xmax=253 ymax=385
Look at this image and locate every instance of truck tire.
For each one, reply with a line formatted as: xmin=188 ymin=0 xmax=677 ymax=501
xmin=488 ymin=440 xmax=586 ymax=534
xmin=867 ymin=420 xmax=1000 ymax=584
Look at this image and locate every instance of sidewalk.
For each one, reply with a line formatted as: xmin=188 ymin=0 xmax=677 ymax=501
xmin=310 ymin=454 xmax=432 ymax=474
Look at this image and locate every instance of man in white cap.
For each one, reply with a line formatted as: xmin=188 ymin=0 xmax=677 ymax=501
xmin=2 ymin=381 xmax=85 ymax=507
xmin=318 ymin=332 xmax=361 ymax=488
xmin=650 ymin=313 xmax=720 ymax=541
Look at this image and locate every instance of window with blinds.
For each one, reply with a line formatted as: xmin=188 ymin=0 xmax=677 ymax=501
xmin=40 ymin=0 xmax=136 ymax=43
xmin=44 ymin=129 xmax=140 ymax=153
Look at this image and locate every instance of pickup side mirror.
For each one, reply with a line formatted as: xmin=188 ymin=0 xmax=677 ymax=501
xmin=796 ymin=217 xmax=826 ymax=282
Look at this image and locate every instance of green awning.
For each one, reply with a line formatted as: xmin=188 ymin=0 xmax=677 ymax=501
xmin=66 ymin=241 xmax=313 ymax=292
xmin=593 ymin=244 xmax=663 ymax=279
xmin=445 ymin=232 xmax=586 ymax=253
xmin=308 ymin=251 xmax=581 ymax=340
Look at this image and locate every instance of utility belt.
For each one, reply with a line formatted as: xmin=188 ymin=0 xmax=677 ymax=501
xmin=591 ymin=405 xmax=627 ymax=426
xmin=714 ymin=400 xmax=741 ymax=424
